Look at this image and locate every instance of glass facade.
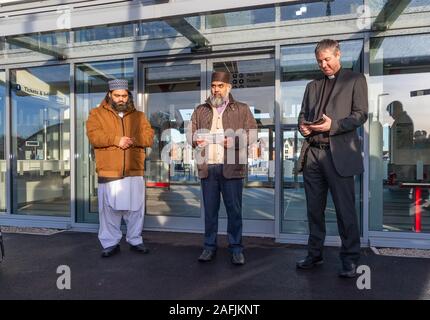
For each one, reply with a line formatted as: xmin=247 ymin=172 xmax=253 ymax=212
xmin=369 ymin=34 xmax=430 ymax=233
xmin=75 ymin=24 xmax=134 ymax=43
xmin=10 ymin=65 xmax=71 ymax=216
xmin=206 ymin=7 xmax=275 ymax=28
xmin=0 ymin=0 xmax=428 ymax=247
xmin=143 ymin=57 xmax=275 ymax=222
xmin=280 ymin=0 xmax=362 ymax=21
xmin=213 ymin=58 xmax=275 ymax=221
xmin=144 ymin=63 xmax=201 ymax=217
xmin=7 ymin=31 xmax=70 ymax=57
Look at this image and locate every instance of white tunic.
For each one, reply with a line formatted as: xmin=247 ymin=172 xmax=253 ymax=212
xmin=104 ymin=176 xmax=144 ymax=211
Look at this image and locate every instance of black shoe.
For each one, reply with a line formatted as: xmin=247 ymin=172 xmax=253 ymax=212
xmin=338 ymin=262 xmax=357 ymax=278
xmin=198 ymin=249 xmax=216 ymax=262
xmin=101 ymin=244 xmax=120 ymax=258
xmin=130 ymin=243 xmax=149 ymax=254
xmin=296 ymin=256 xmax=323 ymax=269
xmin=231 ymin=252 xmax=245 ymax=265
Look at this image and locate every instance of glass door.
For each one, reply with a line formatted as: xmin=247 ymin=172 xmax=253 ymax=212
xmin=142 ymin=60 xmax=206 ymax=230
xmin=280 ymin=40 xmax=364 ymax=236
xmin=75 ymin=59 xmax=134 ymax=223
xmin=208 ymin=56 xmax=275 ymax=235
xmin=10 ymin=65 xmax=71 ymax=216
xmin=141 ymin=55 xmax=276 ymax=235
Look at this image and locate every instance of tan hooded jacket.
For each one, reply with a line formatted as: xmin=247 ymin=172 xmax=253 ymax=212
xmin=86 ymin=100 xmax=154 ymax=178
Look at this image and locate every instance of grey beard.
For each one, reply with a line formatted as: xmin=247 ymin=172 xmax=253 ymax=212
xmin=210 ymin=94 xmax=228 ymax=108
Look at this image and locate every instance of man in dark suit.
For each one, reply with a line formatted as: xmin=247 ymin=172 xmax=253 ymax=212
xmin=296 ymin=39 xmax=368 ymax=278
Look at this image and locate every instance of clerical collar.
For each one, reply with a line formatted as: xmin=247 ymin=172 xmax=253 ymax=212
xmin=327 ymin=68 xmax=341 ymax=80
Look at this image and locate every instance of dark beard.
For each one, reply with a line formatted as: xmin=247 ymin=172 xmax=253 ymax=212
xmin=110 ymin=98 xmax=133 ymax=112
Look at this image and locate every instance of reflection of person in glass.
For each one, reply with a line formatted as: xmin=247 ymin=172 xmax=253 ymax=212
xmin=386 ymin=100 xmax=414 ymax=150
xmin=189 ymin=71 xmax=257 ymax=265
xmin=296 ymin=39 xmax=368 ymax=278
xmin=86 ymin=79 xmax=154 ymax=258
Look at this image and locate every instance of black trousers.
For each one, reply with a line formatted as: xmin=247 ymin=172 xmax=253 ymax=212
xmin=303 ymin=146 xmax=361 ymax=264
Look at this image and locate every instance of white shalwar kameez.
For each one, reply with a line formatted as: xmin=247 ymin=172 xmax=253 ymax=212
xmin=98 ymin=176 xmax=145 ymax=249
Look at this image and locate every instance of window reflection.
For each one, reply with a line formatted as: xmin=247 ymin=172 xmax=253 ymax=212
xmin=144 ymin=63 xmax=201 ymax=217
xmin=75 ymin=24 xmax=134 ymax=42
xmin=8 ymin=31 xmax=70 ymax=50
xmin=281 ymin=0 xmax=362 ymax=21
xmin=369 ymin=34 xmax=430 ymax=233
xmin=213 ymin=58 xmax=275 ymax=220
xmin=10 ymin=65 xmax=70 ymax=216
xmin=369 ymin=0 xmax=430 ymax=16
xmin=139 ymin=17 xmax=200 ymax=38
xmin=206 ymin=7 xmax=275 ymax=28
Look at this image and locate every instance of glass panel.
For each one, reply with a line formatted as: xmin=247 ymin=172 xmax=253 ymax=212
xmin=369 ymin=34 xmax=430 ymax=233
xmin=206 ymin=7 xmax=275 ymax=29
xmin=74 ymin=24 xmax=134 ymax=42
xmin=75 ymin=60 xmax=134 ymax=223
xmin=7 ymin=31 xmax=70 ymax=57
xmin=10 ymin=65 xmax=70 ymax=216
xmin=369 ymin=0 xmax=430 ymax=15
xmin=370 ymin=34 xmax=430 ymax=76
xmin=281 ymin=0 xmax=362 ymax=21
xmin=213 ymin=58 xmax=275 ymax=220
xmin=145 ymin=63 xmax=201 ymax=217
xmin=139 ymin=17 xmax=200 ymax=38
xmin=0 ymin=37 xmax=6 ymax=53
xmin=0 ymin=71 xmax=5 ymax=212
xmin=281 ymin=40 xmax=363 ymax=125
xmin=280 ymin=40 xmax=363 ymax=234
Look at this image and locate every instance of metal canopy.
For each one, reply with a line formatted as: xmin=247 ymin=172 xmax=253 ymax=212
xmin=6 ymin=35 xmax=67 ymax=60
xmin=164 ymin=17 xmax=209 ymax=50
xmin=370 ymin=0 xmax=411 ymax=62
xmin=372 ymin=0 xmax=411 ymax=31
xmin=0 ymin=0 xmax=294 ymax=37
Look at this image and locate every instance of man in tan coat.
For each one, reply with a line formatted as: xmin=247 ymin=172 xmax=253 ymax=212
xmin=86 ymin=79 xmax=154 ymax=257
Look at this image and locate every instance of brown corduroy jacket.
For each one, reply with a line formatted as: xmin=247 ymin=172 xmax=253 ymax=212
xmin=86 ymin=100 xmax=154 ymax=178
xmin=189 ymin=94 xmax=258 ymax=179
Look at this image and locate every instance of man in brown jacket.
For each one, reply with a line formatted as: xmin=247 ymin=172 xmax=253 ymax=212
xmin=189 ymin=71 xmax=257 ymax=265
xmin=86 ymin=79 xmax=154 ymax=257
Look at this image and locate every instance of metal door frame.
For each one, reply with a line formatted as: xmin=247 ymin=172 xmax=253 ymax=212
xmin=140 ymin=53 xmax=276 ymax=237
